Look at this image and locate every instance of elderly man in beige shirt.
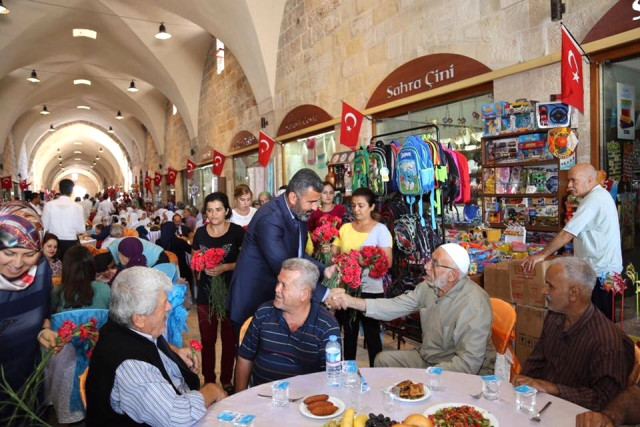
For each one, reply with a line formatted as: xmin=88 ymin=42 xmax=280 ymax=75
xmin=330 ymin=243 xmax=495 ymax=374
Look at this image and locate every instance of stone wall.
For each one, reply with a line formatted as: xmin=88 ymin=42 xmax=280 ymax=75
xmin=1 ymin=134 xmax=15 ymax=177
xmin=197 ymin=39 xmax=261 ymax=195
xmin=164 ymin=101 xmax=191 ymax=202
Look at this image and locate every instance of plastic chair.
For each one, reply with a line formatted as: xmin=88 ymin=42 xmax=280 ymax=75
xmin=627 ymin=343 xmax=640 ymax=387
xmin=490 ymin=297 xmax=521 ymax=378
xmin=79 ymin=367 xmax=88 ymax=409
xmin=123 ymin=227 xmax=139 ymax=237
xmin=165 ymin=250 xmax=179 ymax=265
xmin=153 ymin=262 xmax=179 ymax=284
xmin=239 ymin=316 xmax=253 ymax=345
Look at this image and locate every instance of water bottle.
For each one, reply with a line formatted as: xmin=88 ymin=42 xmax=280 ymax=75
xmin=325 ymin=335 xmax=341 ymax=386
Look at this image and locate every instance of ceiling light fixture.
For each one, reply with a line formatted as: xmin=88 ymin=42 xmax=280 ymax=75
xmin=27 ymin=70 xmax=40 ymax=83
xmin=73 ymin=29 xmax=97 ymax=39
xmin=99 ymin=147 xmax=103 ymax=152
xmin=48 ymin=124 xmax=55 ymax=132
xmin=96 ymin=155 xmax=100 ymax=159
xmin=40 ymin=105 xmax=50 ymax=115
xmin=155 ymin=22 xmax=171 ymax=40
xmin=115 ymin=110 xmax=123 ymax=120
xmin=73 ymin=142 xmax=82 ymax=145
xmin=74 ymin=158 xmax=81 ymax=161
xmin=74 ymin=79 xmax=91 ymax=85
xmin=77 ymin=105 xmax=91 ymax=110
xmin=0 ymin=0 xmax=10 ymax=14
xmin=58 ymin=155 xmax=62 ymax=160
xmin=108 ymin=126 xmax=114 ymax=134
xmin=127 ymin=80 xmax=138 ymax=92
xmin=73 ymin=151 xmax=81 ymax=154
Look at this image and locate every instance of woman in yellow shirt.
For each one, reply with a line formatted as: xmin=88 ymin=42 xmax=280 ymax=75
xmin=331 ymin=187 xmax=392 ymax=366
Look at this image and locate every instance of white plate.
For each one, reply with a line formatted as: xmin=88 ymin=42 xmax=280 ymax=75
xmin=424 ymin=403 xmax=499 ymax=427
xmin=386 ymin=385 xmax=431 ymax=403
xmin=299 ymin=396 xmax=345 ymax=420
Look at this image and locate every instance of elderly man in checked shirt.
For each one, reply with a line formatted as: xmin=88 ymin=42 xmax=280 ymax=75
xmin=85 ymin=267 xmax=227 ymax=426
xmin=512 ymin=257 xmax=634 ymax=411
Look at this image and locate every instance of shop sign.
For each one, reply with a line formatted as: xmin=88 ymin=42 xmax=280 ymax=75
xmin=230 ymin=130 xmax=258 ymax=151
xmin=366 ymin=54 xmax=491 ymax=109
xmin=200 ymin=148 xmax=214 ymax=163
xmin=276 ymin=105 xmax=333 ymax=137
xmin=583 ymin=1 xmax=640 ymax=43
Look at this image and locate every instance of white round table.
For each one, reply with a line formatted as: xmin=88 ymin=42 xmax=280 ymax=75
xmin=148 ymin=230 xmax=161 ymax=244
xmin=196 ymin=368 xmax=586 ymax=426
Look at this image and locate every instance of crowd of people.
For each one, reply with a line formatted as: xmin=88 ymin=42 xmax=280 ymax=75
xmin=0 ymin=164 xmax=639 ymax=427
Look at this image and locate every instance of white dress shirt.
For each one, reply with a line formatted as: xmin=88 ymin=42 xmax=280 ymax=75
xmin=41 ymin=196 xmax=86 ymax=240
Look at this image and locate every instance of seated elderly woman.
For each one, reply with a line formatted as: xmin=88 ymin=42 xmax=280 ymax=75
xmin=108 ymin=237 xmax=148 ymax=285
xmin=101 ymin=223 xmax=125 ymax=250
xmin=85 ymin=267 xmax=227 ymax=426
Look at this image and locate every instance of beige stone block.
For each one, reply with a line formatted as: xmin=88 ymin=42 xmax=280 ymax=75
xmin=503 ymin=2 xmax=529 ymax=34
xmin=490 ymin=35 xmax=520 ymax=66
xmin=355 ymin=0 xmax=371 ymax=15
xmin=373 ymin=0 xmax=398 ymax=25
xmin=350 ymin=9 xmax=373 ymax=36
xmin=368 ymin=42 xmax=388 ymax=65
xmin=500 ymin=0 xmax=520 ymax=8
xmin=387 ymin=32 xmax=402 ymax=59
xmin=520 ymin=27 xmax=545 ymax=61
xmin=480 ymin=0 xmax=501 ymax=16
xmin=346 ymin=34 xmax=363 ymax=56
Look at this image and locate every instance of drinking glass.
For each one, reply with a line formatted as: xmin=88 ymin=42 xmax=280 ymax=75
xmin=481 ymin=375 xmax=501 ymax=400
xmin=270 ymin=381 xmax=289 ymax=407
xmin=514 ymin=385 xmax=537 ymax=414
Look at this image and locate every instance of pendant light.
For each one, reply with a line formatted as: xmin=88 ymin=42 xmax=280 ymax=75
xmin=41 ymin=105 xmax=50 ymax=115
xmin=108 ymin=126 xmax=114 ymax=134
xmin=115 ymin=110 xmax=123 ymax=120
xmin=27 ymin=70 xmax=40 ymax=83
xmin=127 ymin=80 xmax=138 ymax=92
xmin=48 ymin=124 xmax=55 ymax=132
xmin=155 ymin=22 xmax=171 ymax=39
xmin=0 ymin=1 xmax=10 ymax=14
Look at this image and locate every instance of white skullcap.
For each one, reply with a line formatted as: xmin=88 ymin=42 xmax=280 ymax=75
xmin=439 ymin=243 xmax=470 ymax=275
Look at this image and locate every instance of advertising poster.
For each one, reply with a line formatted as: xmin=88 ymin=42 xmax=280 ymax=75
xmin=617 ymin=82 xmax=635 ymax=140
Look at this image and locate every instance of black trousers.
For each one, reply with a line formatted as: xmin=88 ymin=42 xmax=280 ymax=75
xmin=337 ymin=291 xmax=383 ymax=367
xmin=592 ymin=277 xmax=613 ymax=321
xmin=57 ymin=239 xmax=79 ymax=260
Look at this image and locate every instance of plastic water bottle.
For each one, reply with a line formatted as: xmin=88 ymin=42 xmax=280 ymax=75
xmin=325 ymin=335 xmax=341 ymax=386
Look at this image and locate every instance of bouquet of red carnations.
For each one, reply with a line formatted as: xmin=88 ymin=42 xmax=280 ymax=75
xmin=191 ymin=247 xmax=227 ymax=321
xmin=57 ymin=318 xmax=100 ymax=359
xmin=311 ymin=215 xmax=342 ymax=265
xmin=360 ymin=246 xmax=390 ymax=279
xmin=323 ymin=250 xmax=362 ymax=294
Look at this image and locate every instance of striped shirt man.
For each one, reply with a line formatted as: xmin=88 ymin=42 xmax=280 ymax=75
xmin=238 ymin=301 xmax=340 ymax=386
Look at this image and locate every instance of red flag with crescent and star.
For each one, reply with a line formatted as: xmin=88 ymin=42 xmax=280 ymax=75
xmin=186 ymin=158 xmax=196 ymax=179
xmin=166 ymin=167 xmax=177 ymax=185
xmin=258 ymin=131 xmax=275 ymax=167
xmin=19 ymin=180 xmax=30 ymax=191
xmin=340 ymin=101 xmax=364 ymax=148
xmin=212 ymin=150 xmax=226 ymax=176
xmin=154 ymin=172 xmax=162 ymax=187
xmin=560 ymin=24 xmax=584 ymax=113
xmin=144 ymin=174 xmax=152 ymax=192
xmin=1 ymin=176 xmax=11 ymax=190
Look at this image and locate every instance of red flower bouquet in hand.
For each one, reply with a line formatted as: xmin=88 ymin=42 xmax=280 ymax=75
xmin=311 ymin=216 xmax=342 ymax=265
xmin=189 ymin=339 xmax=202 ymax=373
xmin=191 ymin=247 xmax=228 ymax=321
xmin=323 ymin=250 xmax=362 ymax=294
xmin=360 ymin=246 xmax=390 ymax=279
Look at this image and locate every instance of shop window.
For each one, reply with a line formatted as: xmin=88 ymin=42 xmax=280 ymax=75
xmin=283 ymin=130 xmax=336 ymax=183
xmin=233 ymin=152 xmax=275 ymax=198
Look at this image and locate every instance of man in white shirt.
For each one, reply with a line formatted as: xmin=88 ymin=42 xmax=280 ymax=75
xmin=523 ymin=163 xmax=622 ymax=319
xmin=41 ymin=179 xmax=86 ymax=258
xmin=97 ymin=193 xmax=115 ymax=221
xmin=81 ymin=193 xmax=93 ymax=221
xmin=27 ymin=191 xmax=43 ymax=216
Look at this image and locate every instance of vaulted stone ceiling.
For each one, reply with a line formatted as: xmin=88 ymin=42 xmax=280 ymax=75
xmin=0 ymin=0 xmax=286 ymax=193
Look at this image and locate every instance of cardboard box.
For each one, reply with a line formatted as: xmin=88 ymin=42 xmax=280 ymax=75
xmin=483 ymin=262 xmax=512 ymax=302
xmin=509 ymin=260 xmax=550 ymax=307
xmin=515 ymin=304 xmax=547 ymax=365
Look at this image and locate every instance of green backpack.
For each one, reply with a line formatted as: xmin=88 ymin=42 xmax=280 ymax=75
xmin=352 ymin=147 xmax=369 ymax=190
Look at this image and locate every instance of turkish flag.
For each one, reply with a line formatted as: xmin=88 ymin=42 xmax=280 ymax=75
xmin=166 ymin=167 xmax=177 ymax=186
xmin=212 ymin=150 xmax=226 ymax=176
xmin=258 ymin=131 xmax=275 ymax=167
xmin=560 ymin=24 xmax=584 ymax=113
xmin=19 ymin=180 xmax=29 ymax=190
xmin=1 ymin=176 xmax=11 ymax=190
xmin=154 ymin=172 xmax=163 ymax=187
xmin=340 ymin=102 xmax=364 ymax=148
xmin=186 ymin=158 xmax=197 ymax=179
xmin=144 ymin=175 xmax=152 ymax=191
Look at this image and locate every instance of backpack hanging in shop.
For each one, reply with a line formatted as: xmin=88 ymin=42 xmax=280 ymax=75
xmin=442 ymin=148 xmax=461 ymax=208
xmin=396 ymin=135 xmax=435 ymax=229
xmin=453 ymin=150 xmax=471 ymax=203
xmin=423 ymin=136 xmax=449 ymax=218
xmin=368 ymin=142 xmax=389 ymax=196
xmin=352 ymin=147 xmax=369 ymax=190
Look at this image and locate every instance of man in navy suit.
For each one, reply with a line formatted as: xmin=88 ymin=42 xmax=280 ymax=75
xmin=228 ymin=169 xmax=333 ymax=338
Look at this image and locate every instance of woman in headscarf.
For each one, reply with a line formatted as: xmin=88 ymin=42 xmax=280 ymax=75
xmin=0 ymin=201 xmax=59 ymax=422
xmin=108 ymin=237 xmax=147 ymax=285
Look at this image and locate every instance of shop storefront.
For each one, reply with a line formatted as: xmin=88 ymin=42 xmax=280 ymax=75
xmin=184 ymin=147 xmax=225 ymax=209
xmin=229 ymin=130 xmax=275 ymax=198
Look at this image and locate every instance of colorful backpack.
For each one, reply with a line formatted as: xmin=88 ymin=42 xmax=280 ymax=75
xmin=396 ymin=135 xmax=435 ymax=227
xmin=352 ymin=147 xmax=369 ymax=191
xmin=368 ymin=141 xmax=390 ymax=196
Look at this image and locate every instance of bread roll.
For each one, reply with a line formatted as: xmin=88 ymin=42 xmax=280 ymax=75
xmin=403 ymin=414 xmax=433 ymax=427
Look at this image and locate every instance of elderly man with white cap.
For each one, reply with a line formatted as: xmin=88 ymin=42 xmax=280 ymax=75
xmin=330 ymin=243 xmax=495 ymax=374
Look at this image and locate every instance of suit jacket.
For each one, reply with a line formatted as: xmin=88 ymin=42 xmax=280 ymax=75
xmin=228 ymin=194 xmax=326 ymax=325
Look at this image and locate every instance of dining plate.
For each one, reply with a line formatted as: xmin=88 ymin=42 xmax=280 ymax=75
xmin=424 ymin=402 xmax=499 ymax=427
xmin=299 ymin=396 xmax=345 ymax=419
xmin=386 ymin=385 xmax=431 ymax=403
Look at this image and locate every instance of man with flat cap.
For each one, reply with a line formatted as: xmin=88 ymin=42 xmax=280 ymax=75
xmin=330 ymin=243 xmax=495 ymax=374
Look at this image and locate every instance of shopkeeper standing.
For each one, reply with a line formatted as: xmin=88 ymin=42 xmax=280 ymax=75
xmin=523 ymin=163 xmax=622 ymax=320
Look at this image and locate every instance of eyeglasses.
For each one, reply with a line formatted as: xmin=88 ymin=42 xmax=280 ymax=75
xmin=428 ymin=258 xmax=457 ymax=271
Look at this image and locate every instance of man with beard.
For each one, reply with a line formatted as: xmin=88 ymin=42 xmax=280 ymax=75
xmin=513 ymin=257 xmax=634 ymax=411
xmin=329 ymin=243 xmax=495 ymax=374
xmin=228 ymin=168 xmax=334 ymax=339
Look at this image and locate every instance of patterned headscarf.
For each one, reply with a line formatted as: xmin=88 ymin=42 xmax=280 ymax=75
xmin=0 ymin=201 xmax=42 ymax=251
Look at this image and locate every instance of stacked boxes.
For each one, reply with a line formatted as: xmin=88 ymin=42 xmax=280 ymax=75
xmin=482 ymin=100 xmax=538 ymax=136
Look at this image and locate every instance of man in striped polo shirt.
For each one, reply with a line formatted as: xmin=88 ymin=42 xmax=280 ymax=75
xmin=235 ymin=258 xmax=340 ymax=390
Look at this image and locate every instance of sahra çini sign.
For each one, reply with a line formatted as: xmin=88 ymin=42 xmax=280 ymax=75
xmin=366 ymin=53 xmax=491 ymax=109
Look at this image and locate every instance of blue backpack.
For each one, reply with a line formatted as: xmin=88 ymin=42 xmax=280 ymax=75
xmin=396 ymin=135 xmax=435 ymax=228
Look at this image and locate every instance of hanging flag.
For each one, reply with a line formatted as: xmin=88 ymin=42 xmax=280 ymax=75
xmin=560 ymin=24 xmax=585 ymax=113
xmin=144 ymin=174 xmax=152 ymax=192
xmin=212 ymin=150 xmax=226 ymax=176
xmin=340 ymin=102 xmax=365 ymax=148
xmin=258 ymin=131 xmax=275 ymax=167
xmin=186 ymin=158 xmax=197 ymax=179
xmin=166 ymin=167 xmax=177 ymax=185
xmin=19 ymin=180 xmax=29 ymax=191
xmin=1 ymin=176 xmax=11 ymax=190
xmin=154 ymin=172 xmax=163 ymax=187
